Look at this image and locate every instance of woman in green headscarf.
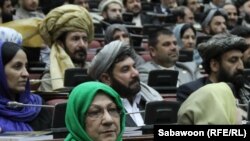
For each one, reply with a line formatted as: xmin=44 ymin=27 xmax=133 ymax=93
xmin=65 ymin=81 xmax=125 ymax=141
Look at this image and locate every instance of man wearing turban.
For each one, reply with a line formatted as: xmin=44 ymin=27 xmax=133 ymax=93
xmin=38 ymin=4 xmax=94 ymax=91
xmin=177 ymin=34 xmax=249 ymax=119
xmin=88 ymin=40 xmax=163 ymax=127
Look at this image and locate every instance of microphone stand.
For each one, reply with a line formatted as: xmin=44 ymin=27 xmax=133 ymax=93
xmin=7 ymin=101 xmax=55 ymax=108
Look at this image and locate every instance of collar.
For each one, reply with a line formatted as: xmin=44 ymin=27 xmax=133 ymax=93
xmin=121 ymin=92 xmax=142 ymax=105
xmin=157 ymin=64 xmax=175 ymax=70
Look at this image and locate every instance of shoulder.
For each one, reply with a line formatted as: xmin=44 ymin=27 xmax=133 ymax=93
xmin=178 ymin=77 xmax=207 ymax=91
xmin=137 ymin=62 xmax=158 ymax=72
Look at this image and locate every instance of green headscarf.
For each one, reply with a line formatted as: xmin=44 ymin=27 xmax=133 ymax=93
xmin=65 ymin=82 xmax=125 ymax=141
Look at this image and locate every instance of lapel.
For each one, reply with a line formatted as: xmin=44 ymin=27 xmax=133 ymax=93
xmin=125 ymin=97 xmax=147 ymax=127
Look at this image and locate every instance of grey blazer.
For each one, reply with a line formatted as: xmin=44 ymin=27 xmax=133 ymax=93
xmin=137 ymin=61 xmax=202 ymax=86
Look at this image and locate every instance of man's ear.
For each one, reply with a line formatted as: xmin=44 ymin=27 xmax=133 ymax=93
xmin=210 ymin=59 xmax=219 ymax=73
xmin=149 ymin=46 xmax=156 ymax=58
xmin=102 ymin=12 xmax=107 ymax=19
xmin=204 ymin=26 xmax=210 ymax=34
xmin=99 ymin=73 xmax=112 ymax=86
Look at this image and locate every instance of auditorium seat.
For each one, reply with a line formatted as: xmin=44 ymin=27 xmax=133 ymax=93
xmin=89 ymin=40 xmax=102 ymax=48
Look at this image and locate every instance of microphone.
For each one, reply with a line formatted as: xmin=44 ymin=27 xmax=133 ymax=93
xmin=7 ymin=101 xmax=55 ymax=108
xmin=30 ymin=78 xmax=63 ymax=85
xmin=126 ymin=110 xmax=145 ymax=115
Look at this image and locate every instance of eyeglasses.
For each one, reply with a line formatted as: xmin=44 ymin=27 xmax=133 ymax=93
xmin=86 ymin=107 xmax=121 ymax=119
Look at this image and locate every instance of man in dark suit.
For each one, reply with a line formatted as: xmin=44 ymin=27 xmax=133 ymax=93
xmin=177 ymin=34 xmax=250 ymax=107
xmin=122 ymin=0 xmax=160 ymax=26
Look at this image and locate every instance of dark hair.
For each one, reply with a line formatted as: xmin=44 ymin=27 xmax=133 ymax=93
xmin=57 ymin=32 xmax=68 ymax=47
xmin=2 ymin=42 xmax=22 ymax=66
xmin=180 ymin=24 xmax=197 ymax=38
xmin=230 ymin=25 xmax=250 ymax=38
xmin=148 ymin=28 xmax=173 ymax=48
xmin=199 ymin=34 xmax=248 ymax=74
xmin=122 ymin=0 xmax=127 ymax=6
xmin=172 ymin=6 xmax=187 ymax=20
xmin=202 ymin=54 xmax=221 ymax=75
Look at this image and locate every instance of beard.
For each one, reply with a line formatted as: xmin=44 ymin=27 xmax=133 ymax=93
xmin=217 ymin=67 xmax=245 ymax=91
xmin=64 ymin=46 xmax=87 ymax=67
xmin=110 ymin=75 xmax=141 ymax=99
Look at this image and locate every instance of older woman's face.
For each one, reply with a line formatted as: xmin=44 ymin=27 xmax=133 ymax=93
xmin=181 ymin=28 xmax=196 ymax=51
xmin=4 ymin=50 xmax=29 ymax=94
xmin=85 ymin=93 xmax=121 ymax=141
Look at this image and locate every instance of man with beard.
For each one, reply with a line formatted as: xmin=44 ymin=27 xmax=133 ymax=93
xmin=38 ymin=5 xmax=94 ymax=92
xmin=0 ymin=0 xmax=14 ymax=23
xmin=98 ymin=0 xmax=124 ymax=30
xmin=201 ymin=8 xmax=227 ymax=36
xmin=122 ymin=0 xmax=160 ymax=26
xmin=177 ymin=34 xmax=250 ymax=110
xmin=88 ymin=40 xmax=163 ymax=127
xmin=231 ymin=26 xmax=250 ymax=68
xmin=223 ymin=3 xmax=239 ymax=30
xmin=137 ymin=28 xmax=201 ymax=86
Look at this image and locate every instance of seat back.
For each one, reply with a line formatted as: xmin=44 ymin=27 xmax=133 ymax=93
xmin=144 ymin=101 xmax=181 ymax=125
xmin=148 ymin=70 xmax=178 ymax=93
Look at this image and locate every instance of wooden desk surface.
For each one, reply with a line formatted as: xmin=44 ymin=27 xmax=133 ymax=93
xmin=123 ymin=134 xmax=154 ymax=141
xmin=43 ymin=134 xmax=154 ymax=141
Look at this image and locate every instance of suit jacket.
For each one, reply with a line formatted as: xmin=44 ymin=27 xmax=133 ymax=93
xmin=177 ymin=76 xmax=250 ymax=105
xmin=154 ymin=4 xmax=171 ymax=15
xmin=137 ymin=61 xmax=202 ymax=86
xmin=176 ymin=77 xmax=211 ymax=103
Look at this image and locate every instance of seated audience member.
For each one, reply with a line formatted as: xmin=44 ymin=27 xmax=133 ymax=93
xmin=171 ymin=6 xmax=195 ymax=24
xmin=38 ymin=5 xmax=94 ymax=92
xmin=88 ymin=40 xmax=162 ymax=127
xmin=0 ymin=0 xmax=14 ymax=23
xmin=98 ymin=0 xmax=124 ymax=30
xmin=137 ymin=28 xmax=201 ymax=85
xmin=0 ymin=42 xmax=51 ymax=131
xmin=177 ymin=34 xmax=250 ymax=116
xmin=173 ymin=23 xmax=202 ymax=65
xmin=154 ymin=0 xmax=177 ymax=15
xmin=231 ymin=26 xmax=250 ymax=68
xmin=14 ymin=0 xmax=45 ymax=20
xmin=65 ymin=82 xmax=125 ymax=141
xmin=201 ymin=8 xmax=227 ymax=36
xmin=122 ymin=0 xmax=160 ymax=26
xmin=0 ymin=27 xmax=22 ymax=45
xmin=223 ymin=3 xmax=239 ymax=30
xmin=178 ymin=82 xmax=242 ymax=125
xmin=105 ymin=24 xmax=145 ymax=67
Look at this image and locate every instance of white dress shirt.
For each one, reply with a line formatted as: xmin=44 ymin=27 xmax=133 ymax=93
xmin=121 ymin=93 xmax=145 ymax=126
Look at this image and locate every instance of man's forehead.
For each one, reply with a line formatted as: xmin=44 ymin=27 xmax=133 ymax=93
xmin=222 ymin=50 xmax=243 ymax=58
xmin=114 ymin=56 xmax=135 ymax=67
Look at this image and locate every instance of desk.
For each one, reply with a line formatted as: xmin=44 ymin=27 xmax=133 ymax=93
xmin=123 ymin=134 xmax=154 ymax=141
xmin=43 ymin=134 xmax=154 ymax=141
